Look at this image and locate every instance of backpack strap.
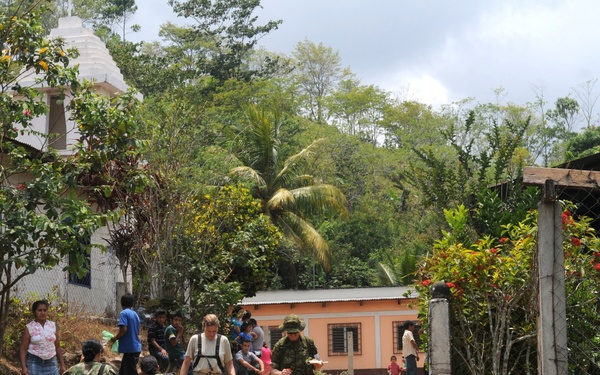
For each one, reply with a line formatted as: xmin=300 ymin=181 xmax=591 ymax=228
xmin=214 ymin=335 xmax=224 ymax=373
xmin=192 ymin=334 xmax=225 ymax=373
xmin=98 ymin=363 xmax=107 ymax=375
xmin=192 ymin=334 xmax=202 ymax=370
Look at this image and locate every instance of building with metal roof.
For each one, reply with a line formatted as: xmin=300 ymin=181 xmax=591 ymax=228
xmin=240 ymin=286 xmax=422 ymax=375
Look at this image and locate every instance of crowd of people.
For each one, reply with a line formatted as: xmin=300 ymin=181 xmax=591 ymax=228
xmin=19 ymin=297 xmax=325 ymax=375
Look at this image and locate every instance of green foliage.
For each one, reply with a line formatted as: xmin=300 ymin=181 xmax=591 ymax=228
xmin=228 ymin=105 xmax=348 ymax=271
xmin=168 ymin=0 xmax=281 ymax=82
xmin=70 ymin=82 xmax=148 ymax=290
xmin=326 ymin=74 xmax=389 ymax=145
xmin=181 ymin=185 xmax=281 ymax=322
xmin=416 ymin=208 xmax=538 ymax=375
xmin=71 ymin=84 xmax=143 ymax=185
xmin=0 ymin=6 xmax=106 ymax=353
xmin=101 ymin=0 xmax=136 ymax=21
xmin=411 ymin=110 xmax=530 ymax=219
xmin=564 ymin=125 xmax=600 ymax=160
xmin=380 ymin=100 xmax=446 ymax=151
xmin=472 ymin=184 xmax=539 ymax=238
xmin=292 ymin=39 xmax=342 ymax=124
xmin=546 ymin=96 xmax=580 ymax=135
xmin=107 ymin=39 xmax=185 ymax=97
xmin=415 ymin=203 xmax=600 ymax=374
xmin=561 ymin=206 xmax=600 ymax=373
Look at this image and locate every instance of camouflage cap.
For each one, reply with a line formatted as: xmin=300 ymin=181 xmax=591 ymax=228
xmin=279 ymin=314 xmax=306 ymax=333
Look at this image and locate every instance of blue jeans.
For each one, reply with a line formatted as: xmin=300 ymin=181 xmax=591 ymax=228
xmin=26 ymin=353 xmax=58 ymax=375
xmin=405 ymin=355 xmax=418 ymax=375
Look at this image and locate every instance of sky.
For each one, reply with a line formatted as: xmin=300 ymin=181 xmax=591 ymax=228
xmin=131 ymin=0 xmax=600 ymax=110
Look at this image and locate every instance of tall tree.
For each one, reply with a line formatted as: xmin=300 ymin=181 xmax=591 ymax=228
xmin=380 ymin=99 xmax=445 ymax=151
xmin=100 ymin=0 xmax=138 ymax=41
xmin=546 ymin=96 xmax=580 ymax=135
xmin=326 ymin=71 xmax=389 ymax=144
xmin=158 ymin=22 xmax=214 ymax=79
xmin=182 ymin=185 xmax=281 ymax=307
xmin=292 ymin=39 xmax=342 ymax=124
xmin=545 ymin=96 xmax=580 ymax=164
xmin=0 ymin=3 xmax=111 ymax=353
xmin=227 ymin=105 xmax=347 ymax=270
xmin=106 ymin=38 xmax=184 ymax=97
xmin=70 ymin=83 xmax=147 ymax=293
xmin=411 ymin=111 xmax=532 ymax=232
xmin=571 ymin=79 xmax=600 ymax=128
xmin=168 ymin=0 xmax=281 ymax=82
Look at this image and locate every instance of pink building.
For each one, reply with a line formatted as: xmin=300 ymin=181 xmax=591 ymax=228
xmin=241 ymin=287 xmax=423 ymax=375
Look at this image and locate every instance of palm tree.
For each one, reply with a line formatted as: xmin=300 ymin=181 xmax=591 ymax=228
xmin=228 ymin=105 xmax=347 ymax=271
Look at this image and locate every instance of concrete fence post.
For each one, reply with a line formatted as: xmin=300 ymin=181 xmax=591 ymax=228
xmin=347 ymin=331 xmax=354 ymax=375
xmin=429 ymin=281 xmax=451 ymax=375
xmin=537 ymin=191 xmax=568 ymax=375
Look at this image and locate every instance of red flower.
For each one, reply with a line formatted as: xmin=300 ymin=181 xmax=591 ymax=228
xmin=562 ymin=211 xmax=574 ymax=226
xmin=446 ymin=282 xmax=456 ymax=289
xmin=23 ymin=110 xmax=31 ymax=117
xmin=16 ymin=183 xmax=25 ymax=191
xmin=490 ymin=248 xmax=499 ymax=254
xmin=499 ymin=237 xmax=508 ymax=243
xmin=421 ymin=279 xmax=431 ymax=287
xmin=595 ymin=263 xmax=600 ymax=271
xmin=571 ymin=237 xmax=581 ymax=246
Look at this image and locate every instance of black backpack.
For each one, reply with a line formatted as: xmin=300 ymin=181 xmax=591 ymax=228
xmin=192 ymin=333 xmax=225 ymax=373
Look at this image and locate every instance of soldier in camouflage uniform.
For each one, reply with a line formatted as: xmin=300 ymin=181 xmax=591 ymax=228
xmin=63 ymin=339 xmax=118 ymax=375
xmin=270 ymin=315 xmax=322 ymax=375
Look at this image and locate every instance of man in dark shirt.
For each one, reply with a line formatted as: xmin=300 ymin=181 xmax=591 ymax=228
xmin=148 ymin=310 xmax=169 ymax=371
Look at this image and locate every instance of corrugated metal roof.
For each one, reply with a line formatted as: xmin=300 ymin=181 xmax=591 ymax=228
xmin=241 ymin=286 xmax=418 ymax=305
xmin=556 ymin=152 xmax=600 ymax=170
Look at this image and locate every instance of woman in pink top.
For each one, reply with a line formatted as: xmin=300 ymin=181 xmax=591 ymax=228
xmin=261 ymin=341 xmax=272 ymax=375
xmin=19 ymin=300 xmax=66 ymax=375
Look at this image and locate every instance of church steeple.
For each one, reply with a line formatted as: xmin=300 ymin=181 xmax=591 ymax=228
xmin=17 ymin=16 xmax=141 ymax=153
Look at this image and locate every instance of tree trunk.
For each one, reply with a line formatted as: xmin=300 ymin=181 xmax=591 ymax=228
xmin=0 ymin=284 xmax=11 ymax=355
